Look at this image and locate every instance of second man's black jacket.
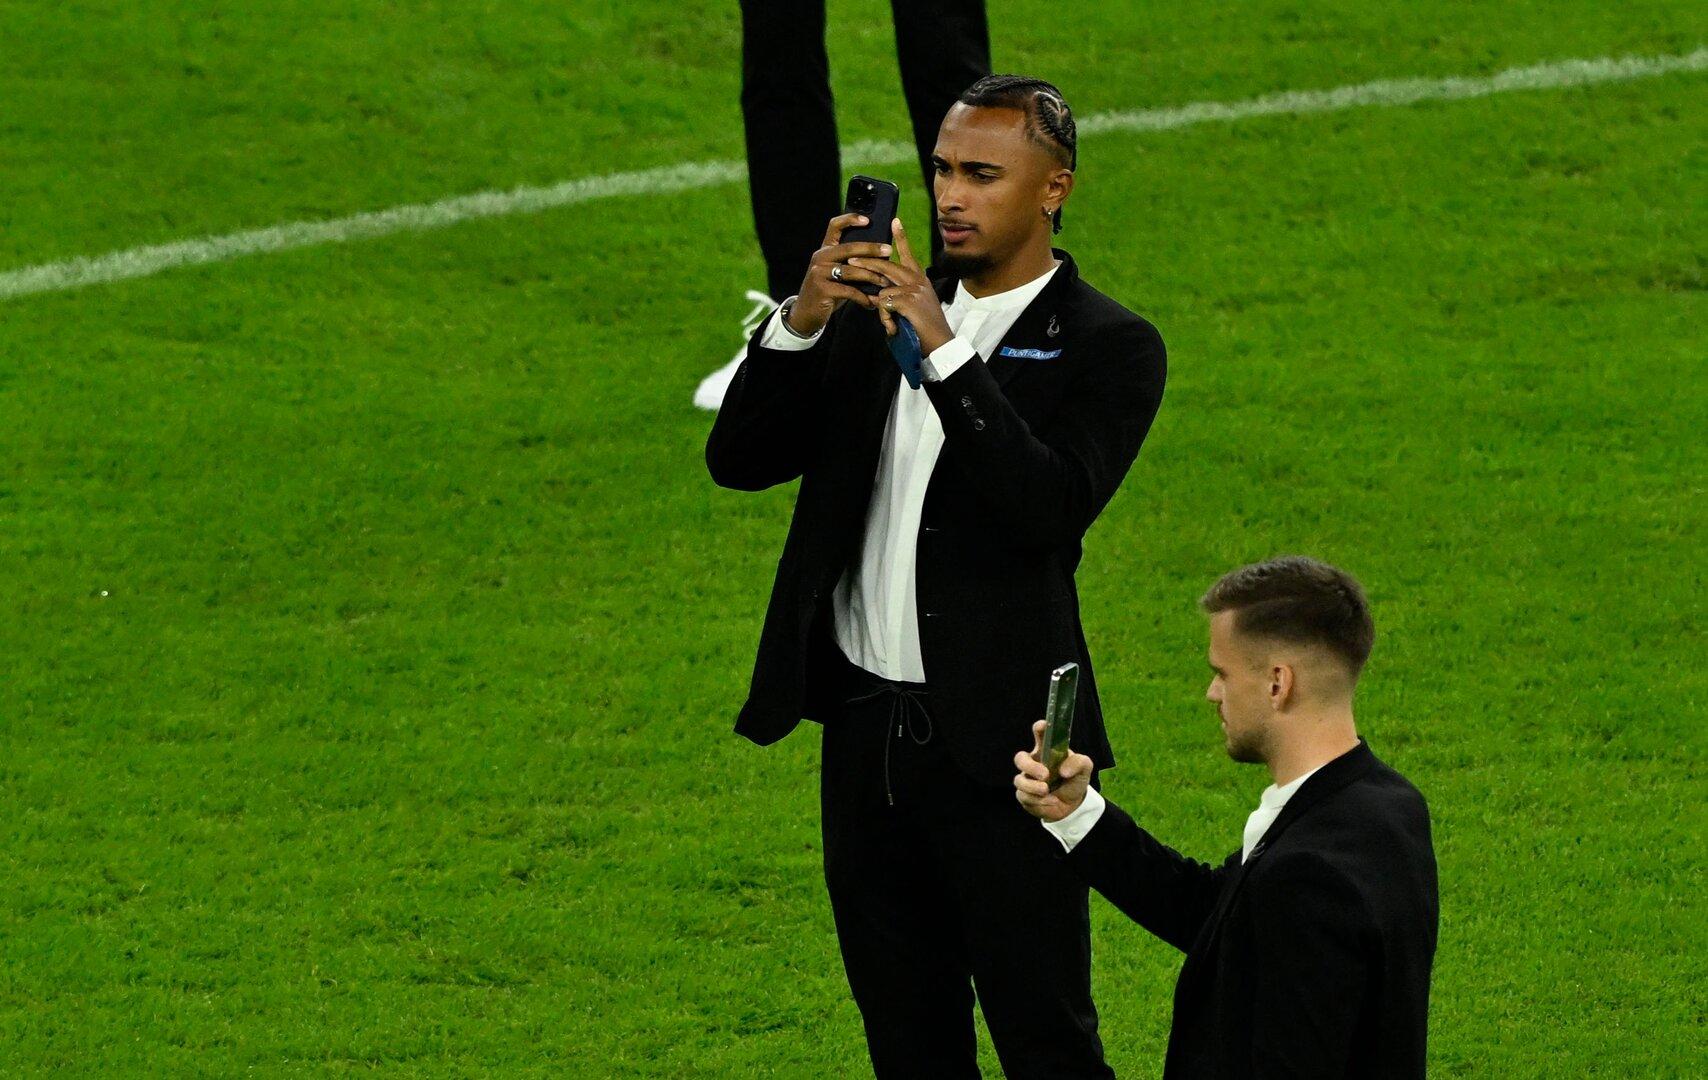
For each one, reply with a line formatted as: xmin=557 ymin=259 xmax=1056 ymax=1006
xmin=1067 ymin=740 xmax=1440 ymax=1076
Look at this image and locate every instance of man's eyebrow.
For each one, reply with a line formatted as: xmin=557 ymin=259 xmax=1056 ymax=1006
xmin=931 ymin=155 xmax=1006 ymax=172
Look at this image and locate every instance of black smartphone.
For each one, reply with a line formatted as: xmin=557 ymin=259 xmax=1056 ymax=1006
xmin=840 ymin=175 xmax=900 ymax=296
xmin=1039 ymin=662 xmax=1080 ymax=791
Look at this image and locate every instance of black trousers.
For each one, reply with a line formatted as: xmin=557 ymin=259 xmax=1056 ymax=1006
xmin=739 ymin=0 xmax=992 ymax=300
xmin=819 ymin=641 xmax=1114 ymax=1080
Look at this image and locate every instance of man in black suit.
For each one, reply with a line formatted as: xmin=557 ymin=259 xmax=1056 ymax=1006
xmin=1014 ymin=557 xmax=1440 ymax=1078
xmin=707 ymin=76 xmax=1166 ymax=1078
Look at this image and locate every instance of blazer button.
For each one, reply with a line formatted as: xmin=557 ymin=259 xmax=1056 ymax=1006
xmin=972 ymin=419 xmax=986 ymax=430
xmin=960 ymin=396 xmax=973 ymax=407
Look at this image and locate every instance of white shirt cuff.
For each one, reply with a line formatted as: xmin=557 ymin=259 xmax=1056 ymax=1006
xmin=922 ymin=337 xmax=976 ymax=382
xmin=757 ymin=298 xmax=823 ymax=351
xmin=1041 ymin=785 xmax=1107 ymax=853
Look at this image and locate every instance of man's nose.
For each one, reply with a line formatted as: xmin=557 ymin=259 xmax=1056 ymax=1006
xmin=935 ymin=178 xmax=964 ymax=215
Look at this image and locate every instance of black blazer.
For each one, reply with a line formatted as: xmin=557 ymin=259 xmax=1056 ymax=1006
xmin=705 ymin=250 xmax=1166 ymax=784
xmin=1066 ymin=740 xmax=1439 ymax=1078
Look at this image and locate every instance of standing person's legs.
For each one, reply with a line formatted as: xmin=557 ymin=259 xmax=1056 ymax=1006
xmin=926 ymin=767 xmax=1116 ymax=1080
xmin=820 ymin=651 xmax=982 ymax=1078
xmin=889 ymin=0 xmax=991 ymax=269
xmin=740 ymin=0 xmax=843 ymax=302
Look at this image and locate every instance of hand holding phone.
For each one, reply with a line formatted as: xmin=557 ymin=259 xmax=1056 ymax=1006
xmin=1014 ymin=714 xmax=1093 ymax=823
xmin=786 ymin=176 xmax=900 ymax=335
xmin=838 ymin=176 xmax=900 ymax=296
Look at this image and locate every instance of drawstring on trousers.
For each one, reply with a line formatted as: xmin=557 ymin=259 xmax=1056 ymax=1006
xmin=843 ymin=681 xmax=934 ymax=807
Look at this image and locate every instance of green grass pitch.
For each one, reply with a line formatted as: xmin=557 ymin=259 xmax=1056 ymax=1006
xmin=2 ymin=1 xmax=1703 ymax=1074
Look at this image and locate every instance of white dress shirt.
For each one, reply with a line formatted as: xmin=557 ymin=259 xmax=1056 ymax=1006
xmin=1042 ymin=763 xmax=1328 ymax=860
xmin=757 ymin=263 xmax=1061 ymax=682
xmin=1237 ymin=764 xmax=1324 ymax=861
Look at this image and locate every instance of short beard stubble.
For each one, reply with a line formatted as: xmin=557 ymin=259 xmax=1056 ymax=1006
xmin=935 ymin=249 xmax=997 ymax=281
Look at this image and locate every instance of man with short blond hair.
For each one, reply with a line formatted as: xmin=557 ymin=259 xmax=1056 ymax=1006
xmin=1015 ymin=557 xmax=1439 ymax=1078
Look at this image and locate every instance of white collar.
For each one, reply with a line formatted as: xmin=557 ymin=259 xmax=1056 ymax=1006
xmin=1257 ymin=763 xmax=1324 ymax=810
xmin=950 ymin=261 xmax=1060 ymax=313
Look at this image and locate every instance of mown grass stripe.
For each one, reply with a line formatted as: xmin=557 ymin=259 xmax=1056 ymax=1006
xmin=2 ymin=47 xmax=1701 ymax=302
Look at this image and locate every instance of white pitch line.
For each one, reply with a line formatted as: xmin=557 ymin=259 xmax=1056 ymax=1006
xmin=2 ymin=47 xmax=1702 ymax=302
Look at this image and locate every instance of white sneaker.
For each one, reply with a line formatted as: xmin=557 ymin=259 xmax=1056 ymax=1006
xmin=694 ymin=290 xmax=779 ymax=411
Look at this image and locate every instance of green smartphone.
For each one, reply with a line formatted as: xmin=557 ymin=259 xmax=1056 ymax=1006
xmin=1039 ymin=662 xmax=1080 ymax=791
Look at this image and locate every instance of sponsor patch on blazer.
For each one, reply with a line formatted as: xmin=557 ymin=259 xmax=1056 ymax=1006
xmin=998 ymin=346 xmax=1063 ymax=360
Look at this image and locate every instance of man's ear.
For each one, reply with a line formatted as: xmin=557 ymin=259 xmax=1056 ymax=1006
xmin=1269 ymin=663 xmax=1296 ymax=712
xmin=1044 ymin=168 xmax=1074 ymax=215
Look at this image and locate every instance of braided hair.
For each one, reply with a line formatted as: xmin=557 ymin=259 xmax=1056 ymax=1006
xmin=956 ymin=75 xmax=1078 ymax=234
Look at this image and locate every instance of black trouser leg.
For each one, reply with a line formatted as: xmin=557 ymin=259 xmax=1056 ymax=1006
xmin=822 ymin=686 xmax=981 ymax=1079
xmin=820 ymin=647 xmax=1111 ymax=1080
xmin=889 ymin=0 xmax=991 ymax=269
xmin=930 ymin=772 xmax=1114 ymax=1080
xmin=739 ymin=0 xmax=842 ymax=302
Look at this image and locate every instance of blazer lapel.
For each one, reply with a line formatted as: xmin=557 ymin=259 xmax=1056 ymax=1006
xmin=1184 ymin=741 xmax=1379 ymax=964
xmin=929 ymin=248 xmax=1081 ymax=392
xmin=1246 ymin=740 xmax=1377 ymax=860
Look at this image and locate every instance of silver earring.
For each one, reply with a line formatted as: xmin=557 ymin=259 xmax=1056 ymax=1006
xmin=1042 ymin=206 xmax=1053 ymax=218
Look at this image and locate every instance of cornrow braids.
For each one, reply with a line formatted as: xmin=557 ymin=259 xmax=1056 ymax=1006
xmin=956 ymin=74 xmax=1077 ymax=234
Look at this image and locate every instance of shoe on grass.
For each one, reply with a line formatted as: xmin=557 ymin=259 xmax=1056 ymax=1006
xmin=694 ymin=290 xmax=778 ymax=411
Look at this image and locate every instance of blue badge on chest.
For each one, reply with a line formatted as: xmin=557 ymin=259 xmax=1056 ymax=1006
xmin=998 ymin=346 xmax=1063 ymax=360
